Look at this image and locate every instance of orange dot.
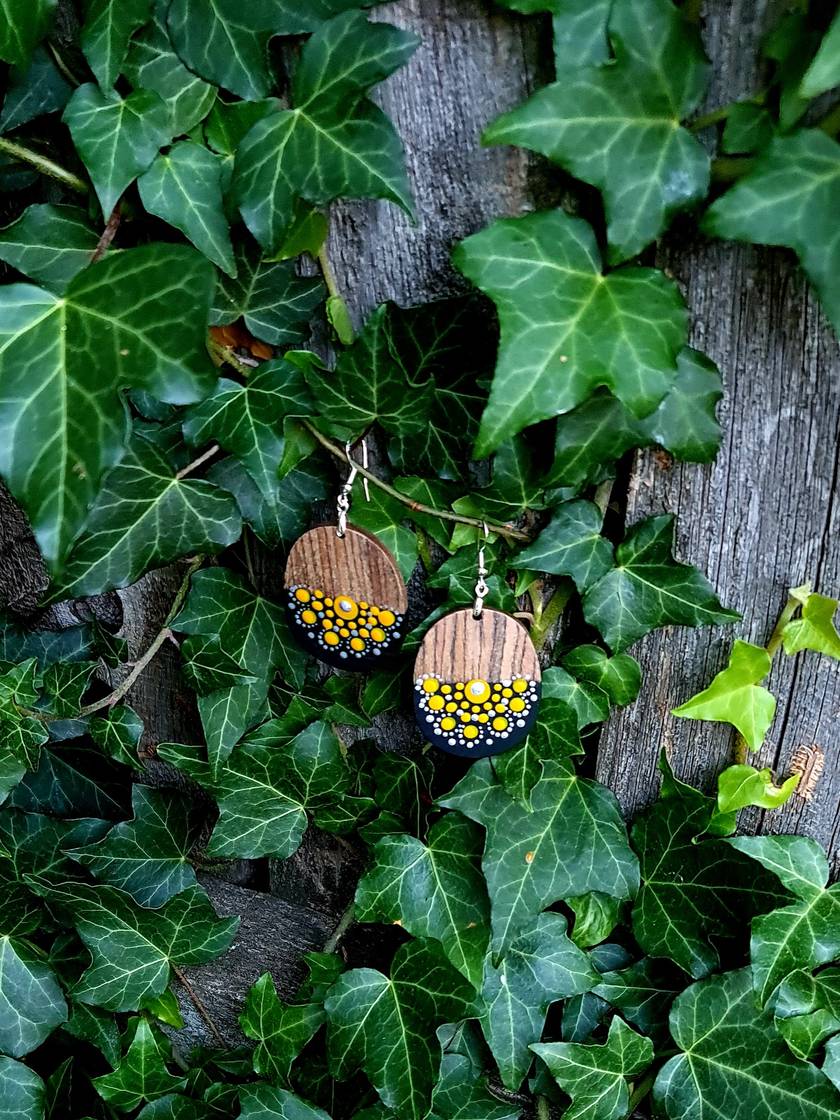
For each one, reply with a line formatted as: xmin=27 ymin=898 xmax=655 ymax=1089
xmin=371 ymin=628 xmax=386 ymax=643
xmin=350 ymin=637 xmax=365 ymax=652
xmin=301 ymin=610 xmax=316 ymax=625
xmin=379 ymin=609 xmax=396 ymax=627
xmin=324 ymin=632 xmax=339 ymax=646
xmin=294 ymin=588 xmax=310 ymax=603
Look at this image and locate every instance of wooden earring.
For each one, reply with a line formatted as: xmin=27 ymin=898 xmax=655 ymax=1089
xmin=413 ymin=527 xmax=541 ymax=759
xmin=284 ymin=441 xmax=408 ymax=670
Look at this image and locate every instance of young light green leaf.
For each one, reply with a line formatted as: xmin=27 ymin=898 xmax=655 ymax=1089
xmin=53 ymin=437 xmax=241 ymax=599
xmin=0 ymin=204 xmax=100 ymax=291
xmin=63 ymin=83 xmax=171 ymax=216
xmin=210 ymin=245 xmax=324 ymax=346
xmin=81 ymin=0 xmax=152 ymax=90
xmin=654 ymin=968 xmax=840 ymax=1119
xmin=567 ymin=893 xmax=622 ymax=949
xmin=0 ymin=243 xmax=215 ymax=570
xmin=485 ymin=0 xmax=710 ymax=262
xmin=583 ymin=515 xmax=738 ymax=652
xmin=533 ymin=1016 xmax=654 ymax=1120
xmin=800 ymin=8 xmax=840 ymax=99
xmin=440 ymin=759 xmax=639 ymax=955
xmin=0 ymin=1055 xmax=45 ymax=1119
xmin=480 ymin=912 xmax=597 ymax=1090
xmin=453 ymin=208 xmax=687 ymax=456
xmin=40 ymin=661 xmax=97 ymax=717
xmin=512 ymin=501 xmax=612 ymax=593
xmin=672 ymin=640 xmax=775 ymax=750
xmin=0 ymin=0 xmax=56 ymax=67
xmin=233 ymin=12 xmax=417 ymax=254
xmin=93 ymin=1019 xmax=186 ymax=1111
xmin=716 ymin=764 xmax=799 ymax=815
xmin=138 ymin=142 xmax=235 ymax=275
xmin=0 ymin=937 xmax=67 ymax=1057
xmin=703 ymin=131 xmax=840 ymax=334
xmin=0 ymin=46 xmax=71 ymax=133
xmin=782 ymin=591 xmax=840 ymax=658
xmin=355 ymin=815 xmax=490 ymax=988
xmin=325 ymin=939 xmax=475 ymax=1120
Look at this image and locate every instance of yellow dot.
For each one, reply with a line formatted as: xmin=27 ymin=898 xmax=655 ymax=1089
xmin=445 ymin=702 xmax=457 ymax=713
xmin=351 ymin=637 xmax=365 ymax=652
xmin=491 ymin=693 xmax=501 ymax=703
xmin=339 ymin=628 xmax=350 ymax=638
xmin=456 ymin=683 xmax=464 ymax=691
xmin=463 ymin=725 xmax=479 ymax=740
xmin=493 ymin=716 xmax=508 ymax=732
xmin=459 ymin=700 xmax=470 ymax=711
xmin=465 ymin=679 xmax=491 ymax=704
xmin=348 ymin=620 xmax=357 ymax=630
xmin=360 ymin=628 xmax=370 ymax=638
xmin=459 ymin=712 xmax=470 ymax=723
xmin=510 ymin=697 xmax=526 ymax=713
xmin=455 ymin=692 xmax=464 ymax=702
xmin=429 ymin=695 xmax=445 ymax=711
xmin=513 ymin=679 xmax=528 ymax=693
xmin=322 ymin=618 xmax=333 ymax=630
xmin=369 ymin=605 xmax=380 ymax=617
xmin=301 ymin=609 xmax=316 ymax=625
xmin=334 ymin=596 xmax=358 ymax=621
xmin=495 ymin=704 xmax=506 ymax=713
xmin=359 ymin=601 xmax=368 ymax=610
xmin=502 ymin=688 xmax=513 ymax=698
xmin=477 ymin=713 xmax=489 ymax=723
xmin=422 ymin=679 xmax=440 ymax=694
xmin=295 ymin=588 xmax=310 ymax=603
xmin=371 ymin=628 xmax=386 ymax=643
xmin=314 ymin=590 xmax=323 ymax=598
xmin=313 ymin=601 xmax=324 ymax=613
xmin=324 ymin=632 xmax=339 ymax=646
xmin=324 ymin=596 xmax=332 ymax=606
xmin=441 ymin=685 xmax=452 ymax=694
xmin=379 ymin=609 xmax=396 ymax=627
xmin=441 ymin=717 xmax=456 ymax=731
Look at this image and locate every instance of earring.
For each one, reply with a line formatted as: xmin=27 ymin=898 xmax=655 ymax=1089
xmin=413 ymin=525 xmax=541 ymax=758
xmin=284 ymin=439 xmax=408 ymax=670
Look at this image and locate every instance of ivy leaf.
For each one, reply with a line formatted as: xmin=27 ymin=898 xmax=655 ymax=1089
xmin=703 ymin=131 xmax=840 ymax=334
xmin=480 ymin=912 xmax=597 ymax=1090
xmin=454 ymin=209 xmax=687 ymax=456
xmin=209 ymin=456 xmax=328 ymax=549
xmin=28 ymin=879 xmax=238 ymax=1011
xmin=240 ymin=965 xmax=333 ymax=1084
xmin=53 ymin=437 xmax=241 ymax=599
xmin=567 ymin=893 xmax=622 ymax=949
xmin=593 ymin=956 xmax=685 ymax=1039
xmin=497 ymin=1 xmax=610 ymax=68
xmin=561 ymin=647 xmax=641 ymax=708
xmin=210 ymin=245 xmax=324 ymax=346
xmin=495 ymin=698 xmax=582 ymax=807
xmin=672 ymin=640 xmax=776 ymax=750
xmin=179 ymin=637 xmax=254 ymax=696
xmin=655 ymin=967 xmax=840 ymax=1119
xmin=0 ymin=936 xmax=67 ymax=1056
xmin=88 ymin=705 xmax=144 ymax=768
xmin=440 ymin=759 xmax=639 ymax=955
xmin=533 ymin=1017 xmax=654 ymax=1120
xmin=81 ymin=0 xmax=153 ymax=90
xmin=716 ymin=764 xmax=799 ymax=814
xmin=721 ymin=102 xmax=774 ymax=155
xmin=63 ymin=1001 xmax=120 ymax=1066
xmin=325 ymin=939 xmax=475 ymax=1120
xmin=63 ymin=84 xmax=172 ymax=216
xmin=239 ymin=1083 xmax=333 ymax=1120
xmin=0 ymin=0 xmax=56 ymax=67
xmin=233 ymin=12 xmax=417 ymax=254
xmin=542 ymin=666 xmax=610 ymax=729
xmin=727 ymin=835 xmax=840 ymax=1006
xmin=138 ymin=142 xmax=235 ymax=275
xmin=583 ymin=515 xmax=738 ymax=652
xmin=800 ymin=8 xmax=840 ymax=99
xmin=782 ymin=591 xmax=840 ymax=658
xmin=0 ymin=243 xmax=215 ymax=570
xmin=93 ymin=1018 xmax=186 ymax=1111
xmin=0 ymin=45 xmax=71 ymax=133
xmin=70 ymin=786 xmax=197 ymax=907
xmin=0 ymin=204 xmax=100 ymax=292
xmin=485 ymin=0 xmax=709 ymax=262
xmin=355 ymin=815 xmax=490 ymax=989
xmin=512 ymin=501 xmax=612 ymax=593
xmin=40 ymin=661 xmax=97 ymax=717
xmin=0 ymin=1056 xmax=45 ymax=1118
xmin=430 ymin=1021 xmax=520 ymax=1120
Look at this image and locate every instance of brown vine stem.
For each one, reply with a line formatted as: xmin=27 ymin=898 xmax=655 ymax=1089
xmin=78 ymin=556 xmax=203 ymax=718
xmin=91 ymin=201 xmax=122 ymax=264
xmin=0 ymin=137 xmax=87 ymax=193
xmin=172 ymin=964 xmax=227 ymax=1048
xmin=176 ymin=443 xmax=221 ymax=479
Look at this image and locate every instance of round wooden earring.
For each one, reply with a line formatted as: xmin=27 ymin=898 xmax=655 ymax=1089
xmin=284 ymin=525 xmax=408 ymax=670
xmin=413 ymin=607 xmax=541 ymax=759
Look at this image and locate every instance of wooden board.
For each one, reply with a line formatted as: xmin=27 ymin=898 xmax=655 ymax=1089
xmin=284 ymin=525 xmax=407 ymax=611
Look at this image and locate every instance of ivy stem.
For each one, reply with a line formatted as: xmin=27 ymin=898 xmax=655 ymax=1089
xmin=176 ymin=443 xmax=221 ymax=480
xmin=817 ymin=102 xmax=840 ymax=138
xmin=690 ymin=104 xmax=733 ymax=131
xmin=531 ymin=581 xmax=574 ymax=653
xmin=323 ymin=901 xmax=355 ymax=954
xmin=172 ymin=964 xmax=227 ymax=1048
xmin=317 ymin=245 xmax=343 ymax=302
xmin=536 ymin=1094 xmax=552 ymax=1120
xmin=0 ymin=137 xmax=87 ymax=193
xmin=628 ymin=1068 xmax=657 ymax=1112
xmin=78 ymin=556 xmax=203 ymax=718
xmin=91 ymin=201 xmax=122 ymax=264
xmin=710 ymin=155 xmax=754 ymax=182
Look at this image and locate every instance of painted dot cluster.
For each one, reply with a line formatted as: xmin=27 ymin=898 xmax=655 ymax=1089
xmin=415 ymin=674 xmax=538 ymax=750
xmin=287 ymin=586 xmax=403 ymax=661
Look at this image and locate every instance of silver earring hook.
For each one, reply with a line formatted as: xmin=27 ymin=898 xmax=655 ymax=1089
xmin=336 ymin=438 xmax=369 ymax=538
xmin=473 ymin=521 xmax=490 ymax=618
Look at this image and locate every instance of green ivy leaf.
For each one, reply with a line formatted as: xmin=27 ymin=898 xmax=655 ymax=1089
xmin=593 ymin=956 xmax=684 ymax=1038
xmin=727 ymin=835 xmax=840 ymax=1006
xmin=720 ymin=102 xmax=774 ymax=155
xmin=542 ymin=666 xmax=610 ymax=729
xmin=240 ymin=963 xmax=335 ymax=1084
xmin=138 ymin=142 xmax=235 ymax=275
xmin=53 ymin=437 xmax=241 ymax=599
xmin=70 ymin=786 xmax=197 ymax=907
xmin=239 ymin=1083 xmax=334 ymax=1120
xmin=179 ymin=637 xmax=255 ymax=696
xmin=325 ymin=939 xmax=475 ymax=1120
xmin=480 ymin=912 xmax=597 ymax=1090
xmin=672 ymin=640 xmax=776 ymax=750
xmin=654 ymin=968 xmax=840 ymax=1119
xmin=583 ymin=515 xmax=738 ymax=652
xmin=210 ymin=245 xmax=324 ymax=345
xmin=233 ymin=12 xmax=417 ymax=254
xmin=782 ymin=591 xmax=840 ymax=658
xmin=485 ymin=0 xmax=710 ymax=262
xmin=41 ymin=661 xmax=97 ymax=717
xmin=0 ymin=46 xmax=72 ymax=134
xmin=63 ymin=83 xmax=172 ymax=216
xmin=355 ymin=816 xmax=490 ymax=989
xmin=567 ymin=893 xmax=622 ymax=949
xmin=88 ymin=705 xmax=144 ymax=768
xmin=440 ymin=759 xmax=639 ymax=955
xmin=93 ymin=1018 xmax=186 ymax=1111
xmin=209 ymin=456 xmax=328 ymax=549
xmin=63 ymin=1001 xmax=120 ymax=1066
xmin=81 ymin=0 xmax=153 ymax=90
xmin=512 ymin=501 xmax=612 ymax=593
xmin=454 ymin=209 xmax=687 ymax=456
xmin=0 ymin=243 xmax=215 ymax=570
xmin=773 ymin=968 xmax=840 ymax=1060
xmin=0 ymin=0 xmax=56 ymax=67
xmin=495 ymin=698 xmax=582 ymax=807
xmin=703 ymin=131 xmax=840 ymax=334
xmin=0 ymin=936 xmax=67 ymax=1056
xmin=0 ymin=1056 xmax=45 ymax=1119
xmin=800 ymin=8 xmax=840 ymax=99
xmin=0 ymin=204 xmax=100 ymax=292
xmin=430 ymin=1021 xmax=520 ymax=1120
xmin=716 ymin=764 xmax=799 ymax=815
xmin=561 ymin=646 xmax=641 ymax=708
xmin=496 ymin=1 xmax=610 ymax=68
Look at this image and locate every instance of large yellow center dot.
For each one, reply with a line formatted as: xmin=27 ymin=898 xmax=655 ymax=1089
xmin=428 ymin=695 xmax=445 ymax=711
xmin=463 ymin=725 xmax=479 ymax=740
xmin=334 ymin=597 xmax=358 ymax=621
xmin=465 ymin=679 xmax=491 ymax=704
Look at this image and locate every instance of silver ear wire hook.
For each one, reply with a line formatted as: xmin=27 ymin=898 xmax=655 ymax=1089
xmin=336 ymin=438 xmax=370 ymax=538
xmin=473 ymin=521 xmax=490 ymax=618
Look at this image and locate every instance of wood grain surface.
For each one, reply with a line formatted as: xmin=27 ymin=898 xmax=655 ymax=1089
xmin=284 ymin=524 xmax=408 ymax=612
xmin=415 ymin=606 xmax=541 ymax=683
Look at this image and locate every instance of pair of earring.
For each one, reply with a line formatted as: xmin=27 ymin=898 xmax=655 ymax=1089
xmin=283 ymin=443 xmax=541 ymax=760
